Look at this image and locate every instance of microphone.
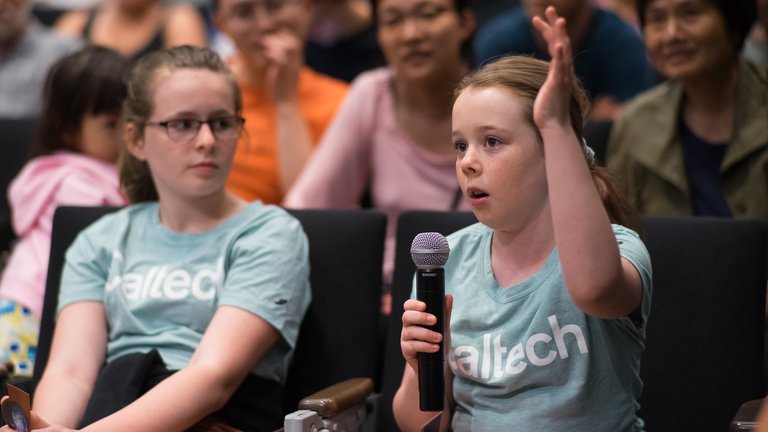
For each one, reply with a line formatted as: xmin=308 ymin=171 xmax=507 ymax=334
xmin=410 ymin=232 xmax=449 ymax=412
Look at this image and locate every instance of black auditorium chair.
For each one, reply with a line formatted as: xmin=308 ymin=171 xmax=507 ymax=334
xmin=638 ymin=216 xmax=767 ymax=432
xmin=32 ymin=206 xmax=387 ymax=431
xmin=374 ymin=211 xmax=767 ymax=431
xmin=0 ymin=117 xmax=38 ymax=255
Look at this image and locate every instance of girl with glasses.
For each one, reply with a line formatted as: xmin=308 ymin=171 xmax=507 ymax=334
xmin=4 ymin=46 xmax=311 ymax=432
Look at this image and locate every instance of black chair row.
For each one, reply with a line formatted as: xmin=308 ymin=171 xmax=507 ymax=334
xmin=0 ymin=118 xmax=38 ymax=256
xmin=23 ymin=206 xmax=768 ymax=431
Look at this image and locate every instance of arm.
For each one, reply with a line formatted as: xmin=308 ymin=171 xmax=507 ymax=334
xmin=33 ymin=302 xmax=108 ymax=427
xmin=261 ymin=30 xmax=314 ymax=193
xmin=164 ymin=4 xmax=208 ymax=48
xmin=282 ymin=72 xmax=376 ymax=208
xmin=532 ymin=7 xmax=642 ymax=319
xmin=393 ymin=296 xmax=454 ymax=432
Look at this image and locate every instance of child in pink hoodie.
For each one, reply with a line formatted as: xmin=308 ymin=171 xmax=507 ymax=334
xmin=0 ymin=46 xmax=129 ymax=377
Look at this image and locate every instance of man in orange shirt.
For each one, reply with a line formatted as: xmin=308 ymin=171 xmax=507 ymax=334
xmin=214 ymin=0 xmax=349 ymax=204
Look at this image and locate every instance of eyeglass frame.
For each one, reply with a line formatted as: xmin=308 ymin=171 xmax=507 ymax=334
xmin=143 ymin=116 xmax=246 ymax=142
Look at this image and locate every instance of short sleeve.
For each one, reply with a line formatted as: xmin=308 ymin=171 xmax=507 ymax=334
xmin=613 ymin=224 xmax=653 ymax=331
xmin=219 ymin=214 xmax=311 ymax=349
xmin=58 ymin=222 xmax=114 ymax=313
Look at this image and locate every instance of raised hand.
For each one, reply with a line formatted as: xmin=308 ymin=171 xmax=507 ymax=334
xmin=261 ymin=29 xmax=303 ymax=104
xmin=531 ymin=6 xmax=574 ymax=131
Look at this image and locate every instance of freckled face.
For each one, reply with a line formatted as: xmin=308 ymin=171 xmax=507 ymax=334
xmin=452 ymin=86 xmax=550 ymax=232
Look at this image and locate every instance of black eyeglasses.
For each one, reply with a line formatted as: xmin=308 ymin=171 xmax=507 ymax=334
xmin=144 ymin=116 xmax=245 ymax=142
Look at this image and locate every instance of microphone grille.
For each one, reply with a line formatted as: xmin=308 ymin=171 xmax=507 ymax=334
xmin=411 ymin=232 xmax=449 ymax=267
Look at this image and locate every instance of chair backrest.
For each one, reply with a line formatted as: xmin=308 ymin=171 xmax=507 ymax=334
xmin=33 ymin=205 xmax=117 ymax=388
xmin=0 ymin=117 xmax=38 ymax=254
xmin=378 ymin=210 xmax=768 ymax=432
xmin=33 ymin=206 xmax=387 ymax=419
xmin=281 ymin=209 xmax=386 ymax=414
xmin=380 ymin=210 xmax=476 ymax=432
xmin=638 ymin=215 xmax=767 ymax=432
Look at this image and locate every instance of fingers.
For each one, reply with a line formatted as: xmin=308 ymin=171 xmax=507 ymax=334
xmin=401 ymin=299 xmax=443 ymax=361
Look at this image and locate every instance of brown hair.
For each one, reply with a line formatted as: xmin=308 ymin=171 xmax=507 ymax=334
xmin=120 ymin=45 xmax=242 ymax=203
xmin=454 ymin=55 xmax=637 ymax=230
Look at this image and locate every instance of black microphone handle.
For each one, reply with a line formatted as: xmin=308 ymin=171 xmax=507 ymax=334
xmin=416 ymin=267 xmax=445 ymax=411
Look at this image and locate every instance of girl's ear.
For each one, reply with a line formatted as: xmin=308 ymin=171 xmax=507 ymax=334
xmin=124 ymin=123 xmax=147 ymax=161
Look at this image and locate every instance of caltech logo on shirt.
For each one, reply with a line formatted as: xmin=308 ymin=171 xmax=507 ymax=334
xmin=449 ymin=315 xmax=589 ymax=380
xmin=105 ymin=251 xmax=224 ymax=301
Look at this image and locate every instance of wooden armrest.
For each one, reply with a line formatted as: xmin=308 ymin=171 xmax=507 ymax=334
xmin=187 ymin=415 xmax=242 ymax=432
xmin=297 ymin=377 xmax=374 ymax=418
xmin=730 ymin=398 xmax=766 ymax=431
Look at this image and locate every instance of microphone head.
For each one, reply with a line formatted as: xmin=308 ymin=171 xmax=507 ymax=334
xmin=411 ymin=232 xmax=449 ymax=268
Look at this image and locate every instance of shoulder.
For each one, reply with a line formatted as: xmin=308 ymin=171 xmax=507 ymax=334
xmin=298 ymin=67 xmax=350 ymax=111
xmin=346 ymin=67 xmax=392 ymax=95
xmin=231 ymin=203 xmax=307 ymax=242
xmin=447 ymin=223 xmax=490 ymax=254
xmin=616 ymin=81 xmax=679 ymax=126
xmin=474 ymin=7 xmax=531 ymax=53
xmin=300 ymin=67 xmax=349 ymax=95
xmin=164 ymin=3 xmax=204 ymax=24
xmin=53 ymin=10 xmax=90 ymax=36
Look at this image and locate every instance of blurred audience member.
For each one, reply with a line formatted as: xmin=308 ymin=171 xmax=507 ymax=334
xmin=592 ymin=0 xmax=639 ymax=29
xmin=0 ymin=46 xmax=128 ymax=378
xmin=285 ymin=0 xmax=475 ymax=307
xmin=607 ymin=0 xmax=766 ymax=218
xmin=54 ymin=0 xmax=207 ymax=62
xmin=475 ymin=0 xmax=654 ymax=120
xmin=305 ymin=0 xmax=385 ymax=82
xmin=214 ymin=0 xmax=348 ymax=204
xmin=743 ymin=0 xmax=768 ymax=64
xmin=0 ymin=0 xmax=82 ymax=118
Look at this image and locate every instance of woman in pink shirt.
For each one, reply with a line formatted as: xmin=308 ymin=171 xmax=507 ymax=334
xmin=284 ymin=0 xmax=476 ymax=312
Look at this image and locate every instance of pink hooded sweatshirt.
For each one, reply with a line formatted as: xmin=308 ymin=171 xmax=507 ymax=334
xmin=0 ymin=152 xmax=126 ymax=318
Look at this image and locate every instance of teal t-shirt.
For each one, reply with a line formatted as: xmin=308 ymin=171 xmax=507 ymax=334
xmin=58 ymin=202 xmax=311 ymax=383
xmin=442 ymin=223 xmax=652 ymax=431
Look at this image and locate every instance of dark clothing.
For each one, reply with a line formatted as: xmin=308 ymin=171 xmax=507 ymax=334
xmin=79 ymin=350 xmax=284 ymax=432
xmin=305 ymin=25 xmax=384 ymax=83
xmin=82 ymin=10 xmax=164 ymax=62
xmin=474 ymin=6 xmax=654 ymax=102
xmin=679 ymin=119 xmax=732 ymax=217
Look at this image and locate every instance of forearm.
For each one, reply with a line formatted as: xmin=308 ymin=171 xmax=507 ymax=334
xmin=33 ymin=367 xmax=95 ymax=427
xmin=393 ymin=366 xmax=451 ymax=432
xmin=276 ymin=101 xmax=313 ymax=193
xmin=82 ymin=363 xmax=237 ymax=432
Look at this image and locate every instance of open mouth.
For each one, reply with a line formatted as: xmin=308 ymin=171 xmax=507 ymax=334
xmin=467 ymin=188 xmax=489 ymax=199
